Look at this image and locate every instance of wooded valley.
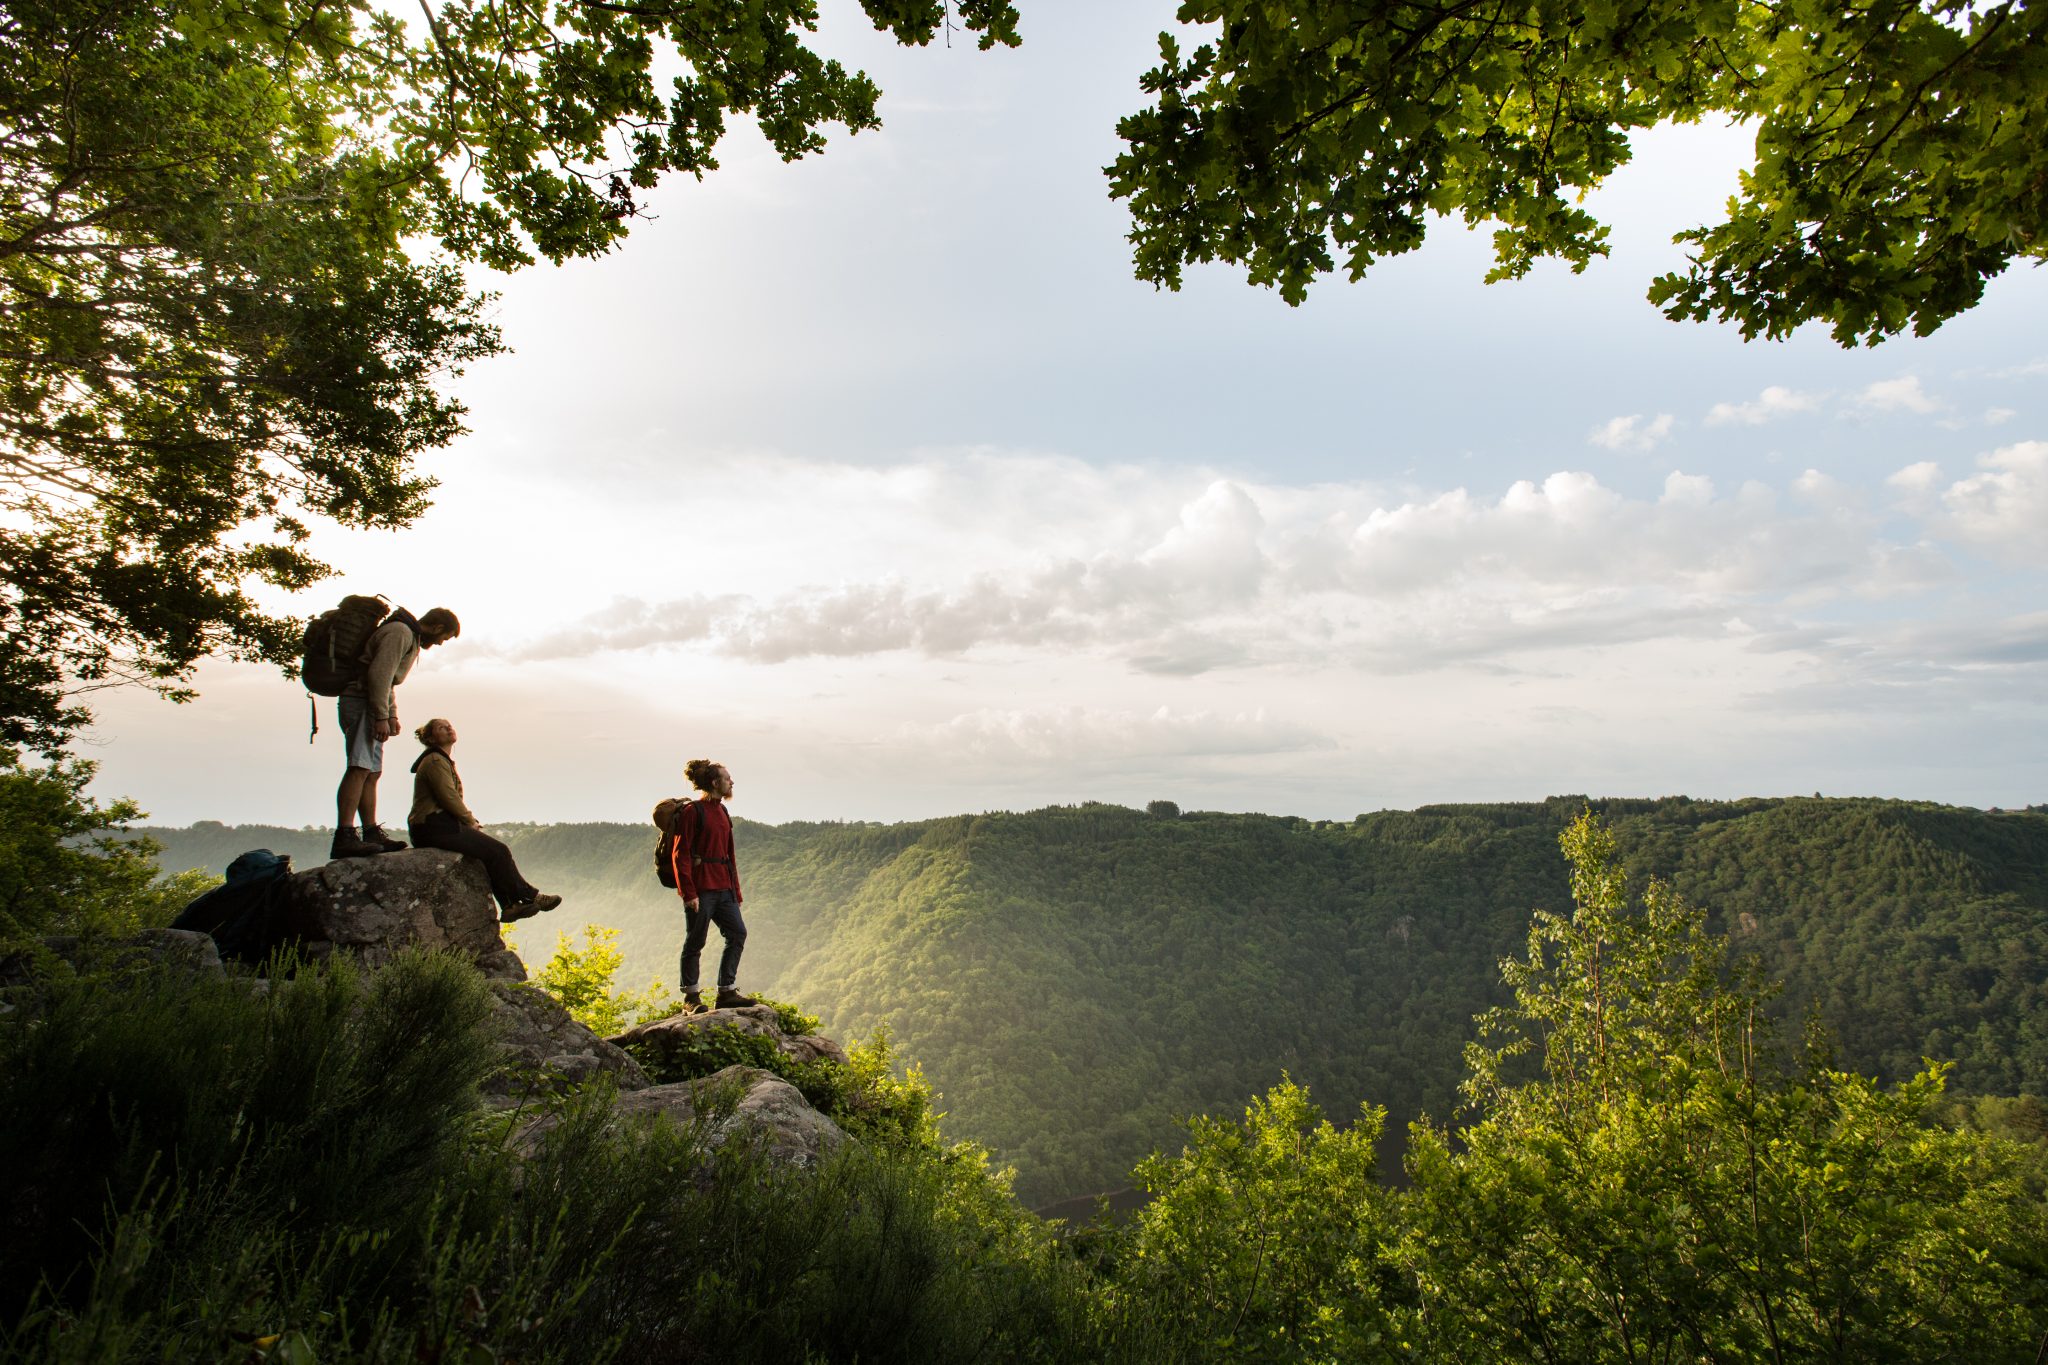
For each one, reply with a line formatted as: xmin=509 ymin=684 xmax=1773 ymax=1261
xmin=140 ymin=795 xmax=2048 ymax=1207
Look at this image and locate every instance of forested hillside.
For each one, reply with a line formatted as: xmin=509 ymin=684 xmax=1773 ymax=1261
xmin=138 ymin=796 xmax=2048 ymax=1205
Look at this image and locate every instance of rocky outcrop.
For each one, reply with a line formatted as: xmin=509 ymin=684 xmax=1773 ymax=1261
xmin=612 ymin=1004 xmax=851 ymax=1069
xmin=486 ymin=981 xmax=650 ymax=1103
xmin=16 ymin=853 xmax=854 ymax=1171
xmin=284 ymin=849 xmax=526 ymax=981
xmin=520 ymin=1066 xmax=848 ymax=1169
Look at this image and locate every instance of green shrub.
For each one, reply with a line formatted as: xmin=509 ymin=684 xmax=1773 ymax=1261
xmin=526 ymin=924 xmax=670 ymax=1035
xmin=0 ymin=950 xmax=1105 ymax=1362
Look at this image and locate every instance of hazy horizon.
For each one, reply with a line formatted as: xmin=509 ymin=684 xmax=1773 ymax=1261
xmin=118 ymin=787 xmax=2040 ymax=837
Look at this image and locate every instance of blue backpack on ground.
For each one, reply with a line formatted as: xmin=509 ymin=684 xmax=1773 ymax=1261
xmin=171 ymin=849 xmax=296 ymax=964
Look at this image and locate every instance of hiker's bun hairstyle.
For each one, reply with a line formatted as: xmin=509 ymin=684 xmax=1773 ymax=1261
xmin=415 ymin=718 xmax=452 ymax=746
xmin=684 ymin=758 xmax=721 ymax=792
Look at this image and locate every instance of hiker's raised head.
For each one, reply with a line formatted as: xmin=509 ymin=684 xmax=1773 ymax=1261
xmin=415 ymin=718 xmax=455 ymax=748
xmin=685 ymin=758 xmax=732 ymax=800
xmin=417 ymin=607 xmax=460 ymax=648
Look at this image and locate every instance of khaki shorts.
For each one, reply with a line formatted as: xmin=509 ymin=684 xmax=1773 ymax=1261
xmin=337 ymin=695 xmax=384 ymax=772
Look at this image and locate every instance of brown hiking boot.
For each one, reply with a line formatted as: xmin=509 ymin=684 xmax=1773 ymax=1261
xmin=682 ymin=990 xmax=706 ymax=1015
xmin=715 ymin=987 xmax=759 ymax=1010
xmin=330 ymin=828 xmax=384 ymax=860
xmin=500 ymin=892 xmax=561 ymax=923
xmin=363 ymin=823 xmax=408 ymax=853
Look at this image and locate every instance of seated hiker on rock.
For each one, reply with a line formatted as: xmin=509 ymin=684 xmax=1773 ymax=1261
xmin=672 ymin=758 xmax=756 ymax=1013
xmin=408 ymin=719 xmax=561 ymax=923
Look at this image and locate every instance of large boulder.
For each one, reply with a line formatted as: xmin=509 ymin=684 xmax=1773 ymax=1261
xmin=612 ymin=1004 xmax=851 ymax=1069
xmin=284 ymin=849 xmax=525 ymax=981
xmin=486 ymin=981 xmax=650 ymax=1104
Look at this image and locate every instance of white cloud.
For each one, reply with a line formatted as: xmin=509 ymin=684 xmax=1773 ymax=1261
xmin=511 ymin=453 xmax=1959 ymax=676
xmin=1859 ymin=375 xmax=1940 ymax=414
xmin=1705 ymin=385 xmax=1823 ymax=426
xmin=1986 ymin=407 xmax=2017 ymax=426
xmin=1934 ymin=441 xmax=2048 ymax=566
xmin=1589 ymin=412 xmax=1675 ymax=451
xmin=1887 ymin=461 xmax=1943 ymax=495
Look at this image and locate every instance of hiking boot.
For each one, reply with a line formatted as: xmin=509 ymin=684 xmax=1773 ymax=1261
xmin=715 ymin=987 xmax=759 ymax=1010
xmin=500 ymin=892 xmax=561 ymax=923
xmin=330 ymin=828 xmax=384 ymax=860
xmin=682 ymin=991 xmax=706 ymax=1015
xmin=363 ymin=823 xmax=408 ymax=853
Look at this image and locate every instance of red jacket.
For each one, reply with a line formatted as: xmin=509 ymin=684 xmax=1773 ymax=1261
xmin=670 ymin=799 xmax=741 ymax=903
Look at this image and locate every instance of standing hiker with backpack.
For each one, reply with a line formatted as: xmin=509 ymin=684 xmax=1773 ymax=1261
xmin=409 ymin=719 xmax=561 ymax=921
xmin=664 ymin=759 xmax=757 ymax=1013
xmin=325 ymin=603 xmax=460 ymax=859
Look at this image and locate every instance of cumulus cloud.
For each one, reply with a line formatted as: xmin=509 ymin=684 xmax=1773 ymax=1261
xmin=1859 ymin=375 xmax=1939 ymax=414
xmin=1934 ymin=441 xmax=2048 ymax=565
xmin=1885 ymin=443 xmax=2048 ymax=566
xmin=1588 ymin=412 xmax=1675 ymax=451
xmin=1887 ymin=461 xmax=1944 ymax=495
xmin=1986 ymin=408 xmax=2017 ymax=426
xmin=509 ymin=454 xmax=1967 ymax=676
xmin=1705 ymin=385 xmax=1824 ymax=426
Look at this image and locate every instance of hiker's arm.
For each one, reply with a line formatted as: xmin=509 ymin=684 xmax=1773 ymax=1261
xmin=363 ymin=627 xmax=406 ymax=723
xmin=673 ymin=805 xmax=700 ymax=907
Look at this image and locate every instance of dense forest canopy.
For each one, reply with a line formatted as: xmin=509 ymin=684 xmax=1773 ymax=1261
xmin=141 ymin=793 xmax=2048 ymax=1205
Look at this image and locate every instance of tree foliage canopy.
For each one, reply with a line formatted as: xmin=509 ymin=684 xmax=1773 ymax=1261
xmin=1109 ymin=0 xmax=2047 ymax=343
xmin=0 ymin=0 xmax=1020 ymax=751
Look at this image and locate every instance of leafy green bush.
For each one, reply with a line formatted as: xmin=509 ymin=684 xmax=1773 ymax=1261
xmin=1097 ymin=1079 xmax=1399 ymax=1361
xmin=524 ymin=923 xmax=670 ymax=1035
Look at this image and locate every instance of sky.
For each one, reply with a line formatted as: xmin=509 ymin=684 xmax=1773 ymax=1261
xmin=82 ymin=0 xmax=2048 ymax=828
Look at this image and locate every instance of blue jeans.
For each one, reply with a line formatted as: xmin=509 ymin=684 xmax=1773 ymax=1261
xmin=681 ymin=888 xmax=746 ymax=992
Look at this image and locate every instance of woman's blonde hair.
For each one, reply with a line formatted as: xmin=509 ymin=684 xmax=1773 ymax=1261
xmin=415 ymin=718 xmax=453 ymax=747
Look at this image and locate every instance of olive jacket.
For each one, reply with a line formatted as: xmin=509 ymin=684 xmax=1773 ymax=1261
xmin=408 ymin=748 xmax=477 ymax=827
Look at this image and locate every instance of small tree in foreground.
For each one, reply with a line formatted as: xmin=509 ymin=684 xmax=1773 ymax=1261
xmin=1101 ymin=1079 xmax=1396 ymax=1360
xmin=1401 ymin=810 xmax=2048 ymax=1362
xmin=528 ymin=924 xmax=669 ymax=1036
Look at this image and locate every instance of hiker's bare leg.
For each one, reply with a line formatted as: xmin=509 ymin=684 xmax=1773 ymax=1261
xmin=356 ymin=770 xmax=380 ymax=827
xmin=338 ymin=766 xmax=373 ymax=828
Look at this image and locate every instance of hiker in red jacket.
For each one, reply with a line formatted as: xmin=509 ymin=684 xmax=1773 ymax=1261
xmin=672 ymin=758 xmax=756 ymax=1013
